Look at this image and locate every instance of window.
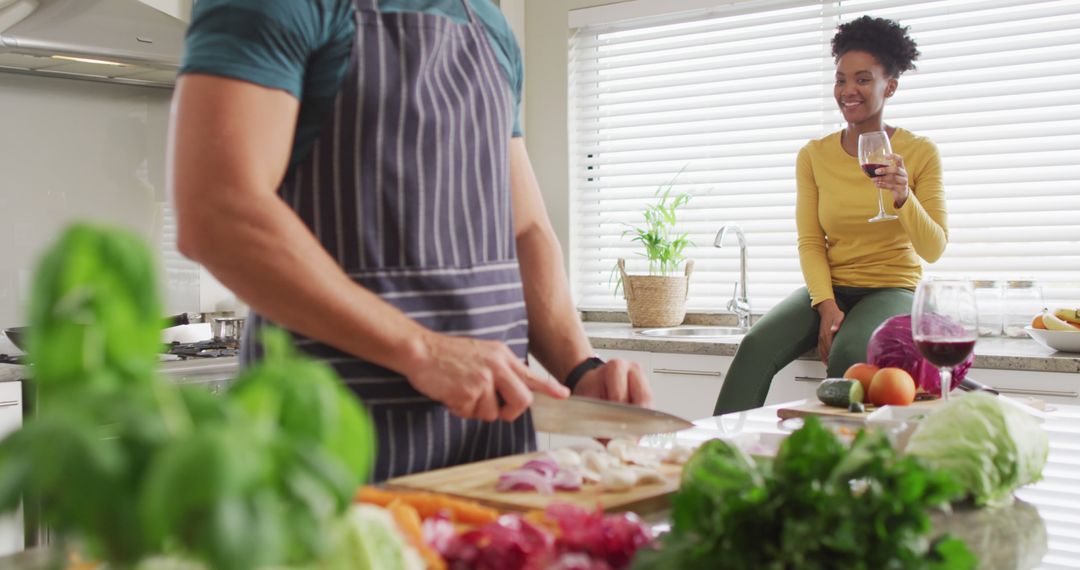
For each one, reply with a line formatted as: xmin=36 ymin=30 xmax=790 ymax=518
xmin=569 ymin=0 xmax=1080 ymax=313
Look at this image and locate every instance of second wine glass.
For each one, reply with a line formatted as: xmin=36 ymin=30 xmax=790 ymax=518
xmin=911 ymin=279 xmax=978 ymax=401
xmin=858 ymin=131 xmax=899 ymax=223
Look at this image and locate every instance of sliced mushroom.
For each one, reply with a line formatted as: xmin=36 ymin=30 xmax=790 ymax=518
xmin=602 ymin=467 xmax=638 ymax=492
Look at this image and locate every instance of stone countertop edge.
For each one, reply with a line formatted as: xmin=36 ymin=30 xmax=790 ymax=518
xmin=582 ymin=322 xmax=1080 ymax=374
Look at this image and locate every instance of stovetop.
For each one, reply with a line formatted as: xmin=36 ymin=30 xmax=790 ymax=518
xmin=166 ymin=339 xmax=239 ymax=359
xmin=0 ymin=340 xmax=239 ymax=366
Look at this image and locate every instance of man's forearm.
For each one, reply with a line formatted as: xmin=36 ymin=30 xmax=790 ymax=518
xmin=516 ymin=223 xmax=594 ymax=383
xmin=178 ymin=189 xmax=429 ymax=372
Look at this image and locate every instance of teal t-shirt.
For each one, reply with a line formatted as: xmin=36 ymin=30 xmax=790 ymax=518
xmin=180 ymin=0 xmax=524 ymax=166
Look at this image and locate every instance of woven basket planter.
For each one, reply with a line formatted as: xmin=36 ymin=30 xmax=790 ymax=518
xmin=618 ymin=258 xmax=694 ymax=328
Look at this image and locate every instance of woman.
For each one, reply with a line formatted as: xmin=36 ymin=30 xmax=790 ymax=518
xmin=714 ymin=16 xmax=947 ymax=414
xmin=170 ymin=0 xmax=651 ymax=482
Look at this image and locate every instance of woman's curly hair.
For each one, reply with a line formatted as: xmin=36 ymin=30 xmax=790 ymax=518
xmin=831 ymin=16 xmax=920 ymax=78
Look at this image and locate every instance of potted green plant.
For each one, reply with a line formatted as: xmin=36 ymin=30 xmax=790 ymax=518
xmin=617 ymin=178 xmax=694 ymax=327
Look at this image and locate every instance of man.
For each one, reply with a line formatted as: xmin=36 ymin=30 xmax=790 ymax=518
xmin=169 ymin=0 xmax=651 ymax=481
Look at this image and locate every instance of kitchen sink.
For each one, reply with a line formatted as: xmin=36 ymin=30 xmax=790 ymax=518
xmin=636 ymin=326 xmax=747 ymax=339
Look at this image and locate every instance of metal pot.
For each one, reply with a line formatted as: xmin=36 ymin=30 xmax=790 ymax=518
xmin=2 ymin=326 xmax=27 ymax=352
xmin=211 ymin=317 xmax=246 ymax=343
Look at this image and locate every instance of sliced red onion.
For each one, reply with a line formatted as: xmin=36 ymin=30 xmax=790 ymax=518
xmin=496 ymin=468 xmax=556 ymax=495
xmin=553 ymin=468 xmax=583 ymax=491
xmin=522 ymin=458 xmax=560 ymax=477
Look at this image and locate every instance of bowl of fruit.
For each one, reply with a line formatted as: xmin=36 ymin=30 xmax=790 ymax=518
xmin=1027 ymin=308 xmax=1080 ymax=353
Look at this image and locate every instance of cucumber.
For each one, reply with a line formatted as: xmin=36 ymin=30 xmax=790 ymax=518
xmin=817 ymin=379 xmax=864 ymax=408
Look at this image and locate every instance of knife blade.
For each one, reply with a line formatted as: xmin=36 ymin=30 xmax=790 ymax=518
xmin=529 ymin=392 xmax=695 ymax=438
xmin=958 ymin=376 xmax=1048 ymax=420
xmin=958 ymin=376 xmax=999 ymax=395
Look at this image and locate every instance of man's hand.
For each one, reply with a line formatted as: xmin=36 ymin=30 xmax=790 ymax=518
xmin=815 ymin=299 xmax=845 ymax=365
xmin=572 ymin=359 xmax=653 ymax=407
xmin=401 ymin=331 xmax=569 ymax=423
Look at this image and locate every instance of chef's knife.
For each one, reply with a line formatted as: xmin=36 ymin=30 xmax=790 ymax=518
xmin=959 ymin=376 xmax=1048 ymax=419
xmin=958 ymin=376 xmax=999 ymax=395
xmin=529 ymin=392 xmax=695 ymax=438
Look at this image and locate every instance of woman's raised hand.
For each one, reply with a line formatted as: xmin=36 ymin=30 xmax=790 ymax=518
xmin=876 ymin=153 xmax=911 ymax=208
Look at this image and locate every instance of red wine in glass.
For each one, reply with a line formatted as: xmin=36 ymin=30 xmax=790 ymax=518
xmin=861 ymin=163 xmax=889 ymax=178
xmin=912 ymin=279 xmax=979 ymax=401
xmin=917 ymin=339 xmax=975 ymax=368
xmin=857 ymin=131 xmax=898 ymax=222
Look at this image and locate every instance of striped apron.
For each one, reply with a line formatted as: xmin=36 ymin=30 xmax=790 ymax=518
xmin=240 ymin=0 xmax=534 ymax=482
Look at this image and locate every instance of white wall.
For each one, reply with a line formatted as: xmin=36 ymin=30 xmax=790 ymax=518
xmin=524 ymin=0 xmax=623 ymax=267
xmin=0 ymin=0 xmax=204 ymax=329
xmin=0 ymin=70 xmax=199 ymax=326
xmin=140 ymin=0 xmax=192 ymax=21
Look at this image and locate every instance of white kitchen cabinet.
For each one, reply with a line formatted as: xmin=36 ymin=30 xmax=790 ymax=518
xmin=965 ymin=368 xmax=1080 ymax=406
xmin=597 ymin=349 xmax=733 ymax=421
xmin=594 ymin=348 xmax=653 ymax=375
xmin=649 ymin=353 xmax=731 ymax=420
xmin=764 ymin=359 xmax=826 ymax=406
xmin=0 ymin=382 xmax=23 ymax=556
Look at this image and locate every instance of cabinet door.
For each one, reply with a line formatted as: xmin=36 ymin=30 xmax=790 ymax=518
xmin=765 ymin=359 xmax=826 ymax=406
xmin=650 ymin=353 xmax=731 ymax=421
xmin=594 ymin=349 xmax=652 ymax=372
xmin=0 ymin=382 xmax=23 ymax=556
xmin=965 ymin=368 xmax=1080 ymax=406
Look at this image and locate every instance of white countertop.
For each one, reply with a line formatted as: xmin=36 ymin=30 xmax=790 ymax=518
xmin=0 ymin=357 xmax=241 ymax=387
xmin=584 ymin=322 xmax=1080 ymax=374
xmin=0 ymin=364 xmax=21 ymax=384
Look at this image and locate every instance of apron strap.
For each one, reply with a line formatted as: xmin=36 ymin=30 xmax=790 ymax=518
xmin=461 ymin=0 xmax=478 ymax=24
xmin=354 ymin=0 xmax=379 ymax=13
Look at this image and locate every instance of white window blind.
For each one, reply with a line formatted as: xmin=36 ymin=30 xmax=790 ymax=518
xmin=569 ymin=0 xmax=1080 ymax=313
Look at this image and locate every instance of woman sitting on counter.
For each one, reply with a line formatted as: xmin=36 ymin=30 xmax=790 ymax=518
xmin=714 ymin=16 xmax=948 ymax=414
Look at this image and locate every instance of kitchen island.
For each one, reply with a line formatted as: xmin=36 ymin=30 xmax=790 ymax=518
xmin=0 ymin=400 xmax=1077 ymax=568
xmin=644 ymin=401 xmax=1080 ymax=570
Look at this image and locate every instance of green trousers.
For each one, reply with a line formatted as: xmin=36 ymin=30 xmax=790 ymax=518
xmin=713 ymin=286 xmax=914 ymax=415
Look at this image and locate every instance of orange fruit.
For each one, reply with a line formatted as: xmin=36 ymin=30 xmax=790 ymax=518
xmin=868 ymin=367 xmax=916 ymax=406
xmin=843 ymin=362 xmax=880 ymax=394
xmin=1031 ymin=313 xmax=1047 ymax=330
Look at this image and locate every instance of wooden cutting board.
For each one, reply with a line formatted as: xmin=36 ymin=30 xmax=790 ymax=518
xmin=777 ymin=399 xmax=924 ymax=420
xmin=383 ymin=451 xmax=683 ymax=515
xmin=777 ymin=394 xmax=1045 ymax=421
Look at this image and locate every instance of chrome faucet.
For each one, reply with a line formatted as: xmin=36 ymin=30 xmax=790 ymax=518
xmin=714 ymin=225 xmax=751 ymax=330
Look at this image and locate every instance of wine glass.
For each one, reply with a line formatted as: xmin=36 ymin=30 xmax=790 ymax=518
xmin=911 ymin=279 xmax=978 ymax=401
xmin=858 ymin=131 xmax=899 ymax=223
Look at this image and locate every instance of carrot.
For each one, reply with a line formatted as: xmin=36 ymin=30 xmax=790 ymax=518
xmin=357 ymin=486 xmax=499 ymax=526
xmin=387 ymin=500 xmax=447 ymax=570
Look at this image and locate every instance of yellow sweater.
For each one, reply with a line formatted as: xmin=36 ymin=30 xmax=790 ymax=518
xmin=796 ymin=128 xmax=948 ymax=306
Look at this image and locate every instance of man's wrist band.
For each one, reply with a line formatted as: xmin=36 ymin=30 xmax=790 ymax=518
xmin=564 ymin=356 xmax=605 ymax=392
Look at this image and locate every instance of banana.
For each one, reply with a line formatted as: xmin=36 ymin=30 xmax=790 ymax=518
xmin=1053 ymin=307 xmax=1080 ymax=326
xmin=1042 ymin=309 xmax=1080 ymax=332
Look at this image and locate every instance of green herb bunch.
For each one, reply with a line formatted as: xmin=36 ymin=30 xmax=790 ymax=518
xmin=624 ymin=176 xmax=693 ymax=276
xmin=0 ymin=224 xmax=376 ymax=570
xmin=632 ymin=417 xmax=977 ymax=570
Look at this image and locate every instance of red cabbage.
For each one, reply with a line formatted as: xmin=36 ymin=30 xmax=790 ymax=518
xmin=866 ymin=314 xmax=972 ymax=394
xmin=545 ymin=504 xmax=652 ymax=569
xmin=441 ymin=514 xmax=556 ymax=570
xmin=434 ymin=505 xmax=652 ymax=570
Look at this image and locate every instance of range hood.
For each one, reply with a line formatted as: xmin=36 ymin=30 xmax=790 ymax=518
xmin=0 ymin=0 xmax=186 ymax=89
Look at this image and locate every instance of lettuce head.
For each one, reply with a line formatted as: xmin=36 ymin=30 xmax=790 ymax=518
xmin=905 ymin=392 xmax=1048 ymax=507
